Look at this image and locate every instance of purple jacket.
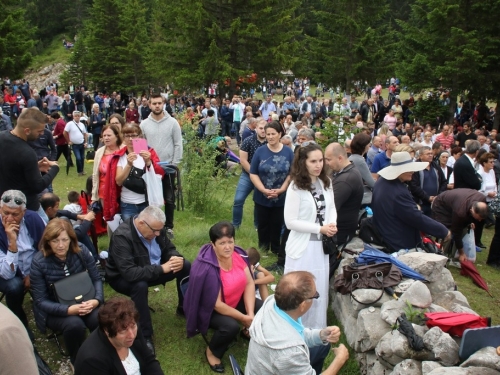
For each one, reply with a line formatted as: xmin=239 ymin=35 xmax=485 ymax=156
xmin=184 ymin=243 xmax=250 ymax=338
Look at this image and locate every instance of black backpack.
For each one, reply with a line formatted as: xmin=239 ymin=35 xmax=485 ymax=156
xmin=358 ymin=217 xmax=390 ymax=252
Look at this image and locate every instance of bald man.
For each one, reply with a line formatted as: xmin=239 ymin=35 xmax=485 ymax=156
xmin=325 ymin=143 xmax=364 ymax=254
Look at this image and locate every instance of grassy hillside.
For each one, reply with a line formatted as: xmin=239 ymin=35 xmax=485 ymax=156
xmin=29 ymin=35 xmax=71 ymax=72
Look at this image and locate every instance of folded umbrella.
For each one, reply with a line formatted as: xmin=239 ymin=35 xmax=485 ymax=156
xmin=356 ymin=244 xmax=427 ymax=281
xmin=459 ymin=259 xmax=493 ymax=297
xmin=227 ymin=150 xmax=240 ymax=164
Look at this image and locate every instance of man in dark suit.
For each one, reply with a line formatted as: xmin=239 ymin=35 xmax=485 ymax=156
xmin=453 ymin=140 xmax=481 ymax=190
xmin=61 ymin=94 xmax=76 ymax=122
xmin=452 ymin=139 xmax=486 ymax=247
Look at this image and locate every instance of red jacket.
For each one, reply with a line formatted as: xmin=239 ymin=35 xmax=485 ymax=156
xmin=125 ymin=108 xmax=139 ymax=123
xmin=53 ymin=119 xmax=68 ymax=146
xmin=103 ymin=147 xmax=165 ymax=221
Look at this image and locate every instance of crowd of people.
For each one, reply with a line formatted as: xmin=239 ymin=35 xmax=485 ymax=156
xmin=0 ymin=76 xmax=499 ymax=374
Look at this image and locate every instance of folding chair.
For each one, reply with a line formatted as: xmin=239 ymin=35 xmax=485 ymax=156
xmin=160 ymin=164 xmax=184 ymax=211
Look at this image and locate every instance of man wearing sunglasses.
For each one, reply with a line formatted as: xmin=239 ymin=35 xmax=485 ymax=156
xmin=105 ymin=205 xmax=191 ymax=356
xmin=0 ymin=190 xmax=46 ymax=336
xmin=246 ymin=271 xmax=349 ymax=375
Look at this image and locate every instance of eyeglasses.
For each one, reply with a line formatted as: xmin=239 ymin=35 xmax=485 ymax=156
xmin=307 ymin=291 xmax=320 ymax=300
xmin=301 ymin=141 xmax=317 ymax=147
xmin=2 ymin=196 xmax=25 ymax=206
xmin=143 ymin=221 xmax=163 ymax=234
xmin=123 ymin=134 xmax=139 ymax=139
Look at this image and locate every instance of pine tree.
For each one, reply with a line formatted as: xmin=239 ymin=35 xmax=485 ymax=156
xmin=0 ymin=2 xmax=36 ymax=78
xmin=147 ymin=0 xmax=301 ymax=96
xmin=114 ymin=0 xmax=150 ymax=92
xmin=306 ymin=0 xmax=390 ymax=93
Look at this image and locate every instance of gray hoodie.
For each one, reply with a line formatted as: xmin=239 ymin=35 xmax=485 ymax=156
xmin=245 ymin=295 xmax=325 ymax=375
xmin=140 ymin=111 xmax=183 ymax=165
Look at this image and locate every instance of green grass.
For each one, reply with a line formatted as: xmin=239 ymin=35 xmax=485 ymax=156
xmin=24 ymin=157 xmax=359 ymax=374
xmin=29 ymin=35 xmax=71 ymax=72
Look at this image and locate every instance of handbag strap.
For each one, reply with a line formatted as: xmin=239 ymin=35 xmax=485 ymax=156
xmin=349 ymin=270 xmax=385 ymax=305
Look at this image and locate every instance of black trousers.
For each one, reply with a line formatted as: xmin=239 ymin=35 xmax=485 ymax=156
xmin=255 ymin=203 xmax=284 ymax=254
xmin=488 ymin=216 xmax=500 ymax=264
xmin=56 ymin=144 xmax=73 ymax=165
xmin=278 ymin=227 xmax=290 ymax=267
xmin=209 ymin=297 xmax=263 ymax=359
xmin=108 ymin=260 xmax=191 ymax=338
xmin=162 ymin=170 xmax=176 ymax=229
xmin=46 ymin=308 xmax=99 ymax=364
xmin=474 ymin=219 xmax=486 ymax=246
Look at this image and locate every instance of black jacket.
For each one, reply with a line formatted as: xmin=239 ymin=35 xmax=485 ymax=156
xmin=74 ymin=327 xmax=164 ymax=375
xmin=332 ymin=163 xmax=364 ymax=244
xmin=106 ymin=217 xmax=182 ymax=282
xmin=30 ymin=245 xmax=104 ymax=333
xmin=453 ymin=154 xmax=482 ymax=190
xmin=409 ymin=165 xmax=447 ymax=204
xmin=61 ymin=100 xmax=76 ymax=121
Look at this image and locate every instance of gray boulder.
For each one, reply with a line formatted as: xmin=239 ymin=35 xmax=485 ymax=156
xmin=400 ymin=281 xmax=432 ymax=308
xmin=380 ymin=299 xmax=406 ymax=325
xmin=427 ymin=367 xmax=500 ymax=375
xmin=351 ymin=289 xmax=392 ymax=311
xmin=432 ymin=291 xmax=471 ymax=311
xmin=427 ymin=304 xmax=448 ymax=313
xmin=357 ymin=351 xmax=393 ymax=375
xmin=422 ymin=361 xmax=442 ymax=374
xmin=390 ymin=359 xmax=422 ymax=375
xmin=397 ymin=253 xmax=448 ymax=282
xmin=395 ymin=279 xmax=417 ymax=294
xmin=460 ymin=347 xmax=500 ymax=371
xmin=332 ymin=292 xmax=359 ymax=320
xmin=376 ymin=330 xmax=435 ymax=366
xmin=355 ymin=307 xmax=392 ymax=352
xmin=423 ymin=327 xmax=459 ymax=366
xmin=346 ymin=236 xmax=365 ymax=252
xmin=426 ymin=268 xmax=456 ymax=296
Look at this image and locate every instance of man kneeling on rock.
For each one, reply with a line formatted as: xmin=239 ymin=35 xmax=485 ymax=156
xmin=245 ymin=271 xmax=349 ymax=374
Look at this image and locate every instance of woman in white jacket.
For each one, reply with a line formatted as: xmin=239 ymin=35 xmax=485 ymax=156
xmin=284 ymin=142 xmax=337 ymax=329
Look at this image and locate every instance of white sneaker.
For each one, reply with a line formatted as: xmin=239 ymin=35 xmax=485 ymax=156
xmin=448 ymin=259 xmax=461 ymax=269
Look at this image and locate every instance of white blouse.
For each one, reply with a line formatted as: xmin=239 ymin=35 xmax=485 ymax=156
xmin=121 ymin=349 xmax=141 ymax=375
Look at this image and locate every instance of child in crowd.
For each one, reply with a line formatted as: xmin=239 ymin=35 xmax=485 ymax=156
xmin=247 ymin=247 xmax=275 ymax=300
xmin=63 ymin=191 xmax=83 ymax=226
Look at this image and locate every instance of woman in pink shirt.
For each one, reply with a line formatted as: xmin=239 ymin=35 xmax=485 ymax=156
xmin=383 ymin=109 xmax=397 ymax=131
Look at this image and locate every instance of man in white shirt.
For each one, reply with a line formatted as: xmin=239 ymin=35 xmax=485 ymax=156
xmin=202 ymin=100 xmax=219 ymax=122
xmin=230 ymin=95 xmax=246 ymax=145
xmin=63 ymin=111 xmax=88 ymax=176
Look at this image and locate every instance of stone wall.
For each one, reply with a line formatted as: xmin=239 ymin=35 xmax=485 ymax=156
xmin=330 ymin=238 xmax=499 ymax=375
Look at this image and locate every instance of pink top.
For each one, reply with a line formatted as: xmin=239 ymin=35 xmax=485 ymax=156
xmin=384 ymin=114 xmax=397 ymax=130
xmin=220 ymin=251 xmax=248 ymax=308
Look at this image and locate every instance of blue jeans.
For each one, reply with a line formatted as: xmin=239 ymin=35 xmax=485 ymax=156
xmin=232 ymin=172 xmax=257 ymax=228
xmin=221 ymin=120 xmax=232 ymax=137
xmin=0 ymin=275 xmax=28 ymax=328
xmin=309 ymin=343 xmax=331 ymax=374
xmin=233 ymin=121 xmax=241 ymax=145
xmin=120 ymin=201 xmax=148 ymax=221
xmin=72 ymin=143 xmax=85 ymax=173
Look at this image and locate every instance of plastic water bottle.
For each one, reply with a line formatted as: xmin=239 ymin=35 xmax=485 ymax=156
xmin=365 ymin=206 xmax=373 ymax=217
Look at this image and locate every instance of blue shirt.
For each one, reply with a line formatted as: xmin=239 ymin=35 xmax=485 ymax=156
xmin=274 ymin=302 xmax=305 ymax=339
xmin=250 ymin=145 xmax=294 ymax=207
xmin=241 ymin=127 xmax=255 ymax=142
xmin=370 ymin=151 xmax=391 ymax=174
xmin=133 ymin=218 xmax=161 ymax=265
xmin=240 ymin=135 xmax=267 ymax=175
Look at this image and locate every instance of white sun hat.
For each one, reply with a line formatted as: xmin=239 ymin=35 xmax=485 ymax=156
xmin=378 ymin=151 xmax=428 ymax=180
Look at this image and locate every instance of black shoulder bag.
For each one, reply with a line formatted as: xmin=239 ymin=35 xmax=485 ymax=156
xmin=122 ymin=154 xmax=146 ymax=194
xmin=52 ymin=251 xmax=96 ymax=306
xmin=310 ymin=191 xmax=338 ymax=256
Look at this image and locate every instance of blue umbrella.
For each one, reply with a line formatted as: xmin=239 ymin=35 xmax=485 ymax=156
xmin=356 ymin=244 xmax=428 ymax=282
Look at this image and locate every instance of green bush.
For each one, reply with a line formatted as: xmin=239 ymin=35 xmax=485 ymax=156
xmin=180 ymin=119 xmax=231 ymax=214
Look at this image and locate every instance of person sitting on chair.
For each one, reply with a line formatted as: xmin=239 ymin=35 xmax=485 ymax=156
xmin=0 ymin=190 xmax=45 ymax=335
xmin=245 ymin=271 xmax=349 ymax=375
xmin=184 ymin=221 xmax=262 ymax=373
xmin=105 ymin=205 xmax=191 ymax=355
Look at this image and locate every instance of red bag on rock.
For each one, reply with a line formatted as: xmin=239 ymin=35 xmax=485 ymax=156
xmin=424 ymin=312 xmax=490 ymax=337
